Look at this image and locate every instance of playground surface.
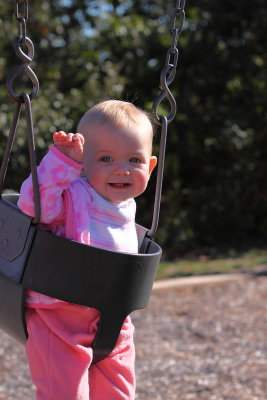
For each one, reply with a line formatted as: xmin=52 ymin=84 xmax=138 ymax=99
xmin=1 ymin=273 xmax=267 ymax=399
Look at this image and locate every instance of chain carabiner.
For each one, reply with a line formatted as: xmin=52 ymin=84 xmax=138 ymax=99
xmin=6 ymin=35 xmax=39 ymax=103
xmin=6 ymin=0 xmax=39 ymax=103
xmin=148 ymin=0 xmax=186 ymax=239
xmin=1 ymin=0 xmax=41 ymax=223
xmin=152 ymin=0 xmax=186 ymax=125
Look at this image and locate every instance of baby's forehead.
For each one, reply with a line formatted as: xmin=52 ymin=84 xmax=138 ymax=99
xmin=82 ymin=122 xmax=153 ymax=157
xmin=85 ymin=118 xmax=153 ymax=138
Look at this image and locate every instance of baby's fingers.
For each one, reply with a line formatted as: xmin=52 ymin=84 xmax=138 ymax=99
xmin=72 ymin=133 xmax=85 ymax=146
xmin=53 ymin=131 xmax=68 ymax=143
xmin=53 ymin=132 xmax=77 ymax=146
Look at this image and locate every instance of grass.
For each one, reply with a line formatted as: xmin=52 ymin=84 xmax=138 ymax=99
xmin=156 ymin=249 xmax=267 ymax=280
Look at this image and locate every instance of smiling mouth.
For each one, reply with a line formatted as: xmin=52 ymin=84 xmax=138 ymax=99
xmin=108 ymin=183 xmax=130 ymax=188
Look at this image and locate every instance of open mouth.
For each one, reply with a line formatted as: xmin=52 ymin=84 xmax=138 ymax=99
xmin=108 ymin=183 xmax=130 ymax=188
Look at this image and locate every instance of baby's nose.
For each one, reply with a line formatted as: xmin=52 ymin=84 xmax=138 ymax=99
xmin=114 ymin=163 xmax=130 ymax=175
xmin=115 ymin=169 xmax=130 ymax=176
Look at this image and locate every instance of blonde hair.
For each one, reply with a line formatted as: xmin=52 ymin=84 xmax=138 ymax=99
xmin=77 ymin=100 xmax=152 ymax=134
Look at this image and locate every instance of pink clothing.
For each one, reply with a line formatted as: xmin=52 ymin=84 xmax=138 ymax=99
xmin=18 ymin=145 xmax=138 ymax=399
xmin=18 ymin=145 xmax=138 ymax=306
xmin=26 ymin=305 xmax=135 ymax=400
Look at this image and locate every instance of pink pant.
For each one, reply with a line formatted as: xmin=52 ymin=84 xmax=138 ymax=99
xmin=25 ymin=303 xmax=135 ymax=400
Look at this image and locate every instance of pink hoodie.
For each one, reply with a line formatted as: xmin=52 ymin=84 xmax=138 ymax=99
xmin=18 ymin=145 xmax=138 ymax=307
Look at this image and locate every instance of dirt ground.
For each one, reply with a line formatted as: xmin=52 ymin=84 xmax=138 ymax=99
xmin=1 ymin=274 xmax=267 ymax=400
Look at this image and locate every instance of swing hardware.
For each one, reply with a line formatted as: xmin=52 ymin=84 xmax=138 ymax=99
xmin=152 ymin=0 xmax=186 ymax=125
xmin=170 ymin=0 xmax=186 ymax=52
xmin=147 ymin=115 xmax=168 ymax=239
xmin=6 ymin=0 xmax=39 ymax=103
xmin=0 ymin=96 xmax=41 ymax=224
xmin=149 ymin=0 xmax=186 ymax=239
xmin=0 ymin=0 xmax=186 ymax=363
xmin=14 ymin=0 xmax=29 ymax=22
xmin=2 ymin=0 xmax=41 ymax=223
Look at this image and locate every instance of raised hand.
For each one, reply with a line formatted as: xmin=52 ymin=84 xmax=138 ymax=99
xmin=53 ymin=131 xmax=85 ymax=164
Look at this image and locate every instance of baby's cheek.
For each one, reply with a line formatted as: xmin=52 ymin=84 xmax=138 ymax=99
xmin=134 ymin=171 xmax=150 ymax=194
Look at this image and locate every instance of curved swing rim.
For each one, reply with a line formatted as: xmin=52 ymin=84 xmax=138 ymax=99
xmin=0 ymin=193 xmax=162 ymax=362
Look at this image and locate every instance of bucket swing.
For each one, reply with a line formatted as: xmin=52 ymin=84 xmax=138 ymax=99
xmin=0 ymin=0 xmax=186 ymax=364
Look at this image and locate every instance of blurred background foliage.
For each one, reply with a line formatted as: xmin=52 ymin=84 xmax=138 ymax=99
xmin=0 ymin=0 xmax=266 ymax=259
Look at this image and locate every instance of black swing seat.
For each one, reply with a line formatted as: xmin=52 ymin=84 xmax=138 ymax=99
xmin=0 ymin=194 xmax=161 ymax=363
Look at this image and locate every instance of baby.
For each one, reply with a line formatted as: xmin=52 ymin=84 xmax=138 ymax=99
xmin=18 ymin=100 xmax=157 ymax=400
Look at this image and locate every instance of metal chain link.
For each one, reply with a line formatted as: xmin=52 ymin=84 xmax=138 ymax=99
xmin=170 ymin=0 xmax=186 ymax=52
xmin=148 ymin=0 xmax=186 ymax=238
xmin=14 ymin=0 xmax=28 ymax=43
xmin=152 ymin=0 xmax=186 ymax=125
xmin=6 ymin=0 xmax=39 ymax=103
xmin=1 ymin=0 xmax=41 ymax=223
xmin=14 ymin=0 xmax=29 ymax=21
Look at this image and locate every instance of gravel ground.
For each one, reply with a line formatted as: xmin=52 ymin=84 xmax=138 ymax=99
xmin=1 ymin=274 xmax=267 ymax=399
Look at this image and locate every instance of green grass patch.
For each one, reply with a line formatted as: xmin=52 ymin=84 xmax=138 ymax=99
xmin=156 ymin=249 xmax=267 ymax=280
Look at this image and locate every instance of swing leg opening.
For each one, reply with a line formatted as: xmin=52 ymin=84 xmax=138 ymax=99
xmin=0 ymin=273 xmax=27 ymax=344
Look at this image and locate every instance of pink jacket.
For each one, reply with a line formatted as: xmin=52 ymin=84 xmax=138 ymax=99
xmin=18 ymin=145 xmax=138 ymax=307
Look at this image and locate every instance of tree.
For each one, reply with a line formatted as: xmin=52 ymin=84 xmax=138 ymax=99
xmin=0 ymin=0 xmax=266 ymax=257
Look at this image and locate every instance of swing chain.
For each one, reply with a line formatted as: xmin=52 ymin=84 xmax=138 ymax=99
xmin=14 ymin=0 xmax=28 ymax=43
xmin=152 ymin=0 xmax=186 ymax=125
xmin=6 ymin=0 xmax=39 ymax=103
xmin=170 ymin=0 xmax=186 ymax=52
xmin=14 ymin=0 xmax=29 ymax=21
xmin=148 ymin=1 xmax=186 ymax=239
xmin=0 ymin=0 xmax=41 ymax=223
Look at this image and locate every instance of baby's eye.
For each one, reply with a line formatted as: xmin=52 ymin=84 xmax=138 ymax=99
xmin=100 ymin=156 xmax=113 ymax=162
xmin=130 ymin=157 xmax=141 ymax=163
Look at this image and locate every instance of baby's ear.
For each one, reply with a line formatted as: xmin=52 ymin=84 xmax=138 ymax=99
xmin=149 ymin=156 xmax=157 ymax=174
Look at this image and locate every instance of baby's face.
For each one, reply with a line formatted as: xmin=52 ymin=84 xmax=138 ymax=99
xmin=82 ymin=119 xmax=157 ymax=202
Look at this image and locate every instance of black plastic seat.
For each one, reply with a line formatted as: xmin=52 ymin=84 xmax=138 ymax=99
xmin=0 ymin=194 xmax=161 ymax=363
